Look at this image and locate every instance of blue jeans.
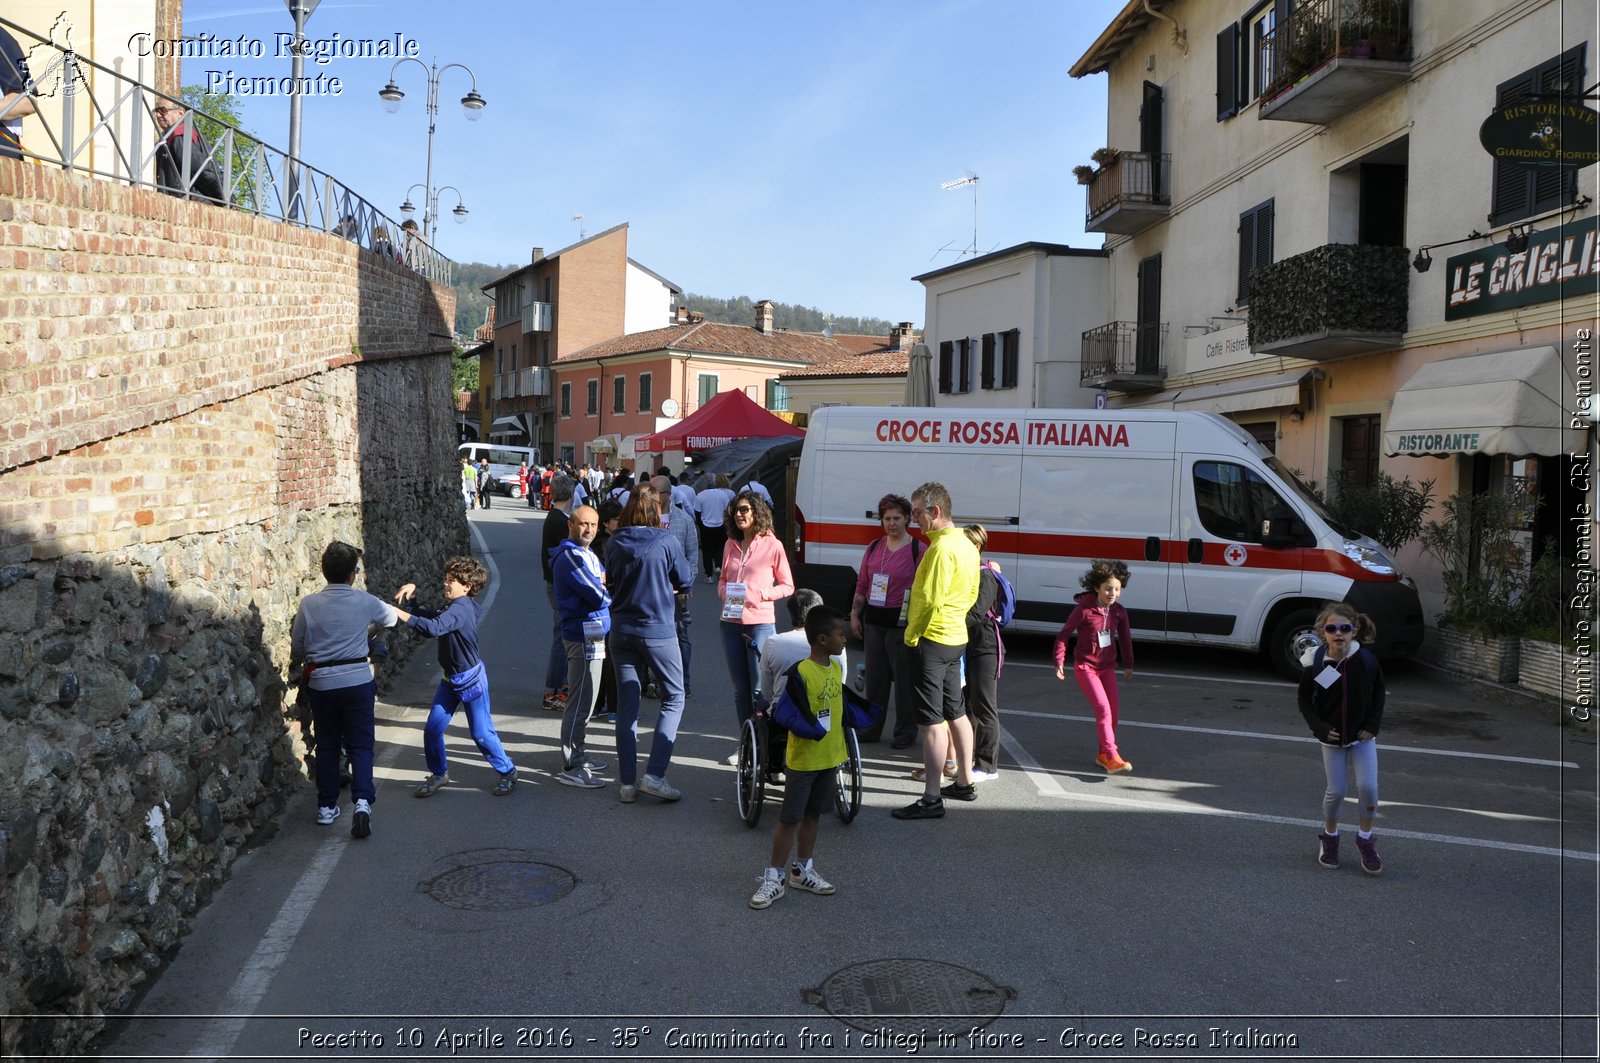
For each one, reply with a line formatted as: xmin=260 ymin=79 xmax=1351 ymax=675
xmin=719 ymin=620 xmax=774 ymax=728
xmin=423 ymin=677 xmax=513 ymax=778
xmin=1320 ymin=738 xmax=1380 ymax=825
xmin=612 ymin=633 xmax=685 ymax=785
xmin=310 ymin=680 xmax=375 ymax=807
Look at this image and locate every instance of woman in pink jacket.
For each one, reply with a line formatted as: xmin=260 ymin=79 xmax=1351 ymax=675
xmin=1053 ymin=559 xmax=1135 ymax=774
xmin=718 ymin=491 xmax=794 ymax=733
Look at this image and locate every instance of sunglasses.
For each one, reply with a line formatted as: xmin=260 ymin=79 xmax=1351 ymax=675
xmin=734 ymin=506 xmax=753 ymax=514
xmin=1323 ymin=623 xmax=1354 ymax=634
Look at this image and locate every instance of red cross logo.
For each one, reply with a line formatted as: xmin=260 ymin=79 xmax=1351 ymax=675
xmin=1223 ymin=544 xmax=1247 ymax=567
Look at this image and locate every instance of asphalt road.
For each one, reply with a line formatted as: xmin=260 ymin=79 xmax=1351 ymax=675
xmin=99 ymin=503 xmax=1599 ymax=1063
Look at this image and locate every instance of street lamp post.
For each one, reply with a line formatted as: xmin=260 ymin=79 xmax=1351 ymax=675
xmin=400 ymin=183 xmax=469 ymax=231
xmin=377 ymin=58 xmax=485 ymax=243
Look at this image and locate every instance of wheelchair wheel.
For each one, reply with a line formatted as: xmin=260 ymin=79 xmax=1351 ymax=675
xmin=834 ymin=727 xmax=862 ymax=824
xmin=735 ymin=715 xmax=766 ymax=827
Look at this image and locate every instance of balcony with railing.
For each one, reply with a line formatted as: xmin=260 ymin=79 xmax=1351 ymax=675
xmin=1084 ymin=151 xmax=1172 ymax=235
xmin=1258 ymin=0 xmax=1412 ymax=124
xmin=0 ymin=14 xmax=453 ymax=285
xmin=520 ymin=301 xmax=553 ymax=333
xmin=1246 ymin=244 xmax=1408 ymax=361
xmin=1080 ymin=321 xmax=1167 ymax=392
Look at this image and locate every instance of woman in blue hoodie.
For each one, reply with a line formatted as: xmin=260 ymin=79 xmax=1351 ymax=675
xmin=605 ymin=485 xmax=695 ymax=803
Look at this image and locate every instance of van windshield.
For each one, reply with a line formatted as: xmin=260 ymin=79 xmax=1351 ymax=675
xmin=1264 ymin=456 xmax=1359 ymax=539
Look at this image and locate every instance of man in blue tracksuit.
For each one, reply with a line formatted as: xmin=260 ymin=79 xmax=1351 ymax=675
xmin=552 ymin=505 xmax=612 ymax=789
xmin=394 ymin=556 xmax=517 ymax=799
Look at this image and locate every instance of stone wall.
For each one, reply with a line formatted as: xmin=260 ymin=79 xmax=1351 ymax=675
xmin=0 ymin=162 xmax=465 ymax=1055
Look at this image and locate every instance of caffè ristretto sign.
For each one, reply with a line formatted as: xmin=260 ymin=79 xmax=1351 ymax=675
xmin=1479 ymin=100 xmax=1600 ymax=169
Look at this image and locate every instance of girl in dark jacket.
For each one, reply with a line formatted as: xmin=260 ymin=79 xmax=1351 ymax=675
xmin=1297 ymin=602 xmax=1386 ymax=875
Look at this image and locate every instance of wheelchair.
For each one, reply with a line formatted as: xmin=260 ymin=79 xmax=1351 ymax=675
xmin=734 ymin=704 xmax=862 ymax=828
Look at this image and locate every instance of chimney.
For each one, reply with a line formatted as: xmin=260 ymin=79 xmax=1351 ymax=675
xmin=893 ymin=321 xmax=915 ymax=350
xmin=755 ymin=299 xmax=775 ymax=335
xmin=531 ymin=247 xmax=544 ymax=262
xmin=674 ymin=305 xmax=689 ymax=325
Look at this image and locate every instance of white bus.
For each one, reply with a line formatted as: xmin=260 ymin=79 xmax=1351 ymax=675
xmin=458 ymin=443 xmax=539 ymax=497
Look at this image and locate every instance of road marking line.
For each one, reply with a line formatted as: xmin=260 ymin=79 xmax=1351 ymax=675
xmin=1009 ymin=658 xmax=1291 ymax=688
xmin=1001 ymin=708 xmax=1579 ymax=769
xmin=998 ymin=728 xmax=1596 ymax=862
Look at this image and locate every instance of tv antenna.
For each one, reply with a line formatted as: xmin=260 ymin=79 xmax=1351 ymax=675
xmin=572 ymin=212 xmax=585 ymax=239
xmin=940 ymin=173 xmax=979 ymax=257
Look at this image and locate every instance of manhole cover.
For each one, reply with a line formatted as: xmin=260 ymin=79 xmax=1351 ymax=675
xmin=421 ymin=861 xmax=575 ymax=911
xmin=805 ymin=958 xmax=1014 ymax=1034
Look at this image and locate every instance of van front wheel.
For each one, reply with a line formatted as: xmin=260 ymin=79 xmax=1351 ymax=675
xmin=1268 ymin=608 xmax=1321 ymax=679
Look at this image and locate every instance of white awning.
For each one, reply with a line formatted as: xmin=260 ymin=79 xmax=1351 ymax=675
xmin=489 ymin=415 xmax=522 ymax=433
xmin=1123 ymin=369 xmax=1308 ymax=415
xmin=1383 ymin=345 xmax=1580 ymax=457
xmin=587 ymin=435 xmax=618 ymax=452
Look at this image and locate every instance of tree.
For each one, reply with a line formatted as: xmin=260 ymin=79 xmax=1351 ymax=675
xmin=450 ymin=344 xmax=480 ymax=394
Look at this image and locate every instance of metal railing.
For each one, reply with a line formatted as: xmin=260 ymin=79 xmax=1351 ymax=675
xmin=0 ymin=14 xmax=453 ymax=286
xmin=1260 ymin=0 xmax=1412 ymax=103
xmin=1080 ymin=320 xmax=1168 ymax=382
xmin=1085 ymin=151 xmax=1171 ymax=221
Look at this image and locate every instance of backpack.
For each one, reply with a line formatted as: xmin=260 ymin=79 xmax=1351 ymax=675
xmin=984 ymin=561 xmax=1017 ymax=628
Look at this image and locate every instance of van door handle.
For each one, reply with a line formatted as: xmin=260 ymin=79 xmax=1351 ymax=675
xmin=1187 ymin=537 xmax=1203 ymax=564
xmin=1144 ymin=536 xmax=1161 ymax=562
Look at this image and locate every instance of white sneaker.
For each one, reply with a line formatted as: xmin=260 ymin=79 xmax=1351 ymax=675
xmin=970 ymin=768 xmax=1000 ymax=783
xmin=351 ymin=798 xmax=371 ymax=838
xmin=640 ymin=774 xmax=681 ymax=801
xmin=619 ymin=784 xmax=637 ymax=804
xmin=724 ymin=752 xmax=741 ymax=766
xmin=788 ymin=863 xmax=835 ymax=895
xmin=749 ymin=868 xmax=786 ymax=909
xmin=316 ymin=805 xmax=339 ymax=825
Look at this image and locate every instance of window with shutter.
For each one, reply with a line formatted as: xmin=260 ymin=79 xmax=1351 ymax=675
xmin=1136 ymin=255 xmax=1163 ymax=375
xmin=560 ymin=382 xmax=571 ymax=418
xmin=956 ymin=338 xmax=972 ymax=393
xmin=586 ymin=379 xmax=598 ymax=416
xmin=1237 ymin=199 xmax=1275 ymax=305
xmin=1490 ymin=45 xmax=1583 ymax=225
xmin=980 ymin=333 xmax=996 ymax=390
xmin=938 ymin=340 xmax=954 ymax=394
xmin=613 ymin=376 xmax=626 ymax=414
xmin=1217 ymin=23 xmax=1241 ymax=121
xmin=637 ymin=372 xmax=652 ymax=413
xmin=1000 ymin=329 xmax=1020 ymax=389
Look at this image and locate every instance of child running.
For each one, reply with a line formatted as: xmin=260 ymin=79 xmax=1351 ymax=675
xmin=1054 ymin=559 xmax=1135 ymax=774
xmin=750 ymin=605 xmax=849 ymax=910
xmin=393 ymin=556 xmax=518 ymax=798
xmin=1298 ymin=602 xmax=1385 ymax=874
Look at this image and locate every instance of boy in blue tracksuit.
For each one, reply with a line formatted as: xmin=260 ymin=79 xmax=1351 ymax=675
xmin=393 ymin=556 xmax=517 ymax=798
xmin=552 ymin=505 xmax=612 ymax=788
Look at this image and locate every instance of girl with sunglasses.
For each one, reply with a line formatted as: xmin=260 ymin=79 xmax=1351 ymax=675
xmin=1297 ymin=602 xmax=1386 ymax=874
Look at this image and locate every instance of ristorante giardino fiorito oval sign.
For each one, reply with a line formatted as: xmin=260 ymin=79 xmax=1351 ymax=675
xmin=1480 ymin=100 xmax=1600 ymax=169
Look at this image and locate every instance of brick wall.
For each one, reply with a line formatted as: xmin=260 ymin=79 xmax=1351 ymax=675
xmin=0 ymin=162 xmax=465 ymax=1055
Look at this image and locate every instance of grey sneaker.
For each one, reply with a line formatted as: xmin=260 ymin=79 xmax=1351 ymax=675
xmin=559 ymin=766 xmax=606 ymax=789
xmin=582 ymin=756 xmax=610 ymax=773
xmin=316 ymin=805 xmax=339 ymax=825
xmin=492 ymin=772 xmax=517 ymax=796
xmin=619 ymin=784 xmax=637 ymax=804
xmin=640 ymin=774 xmax=681 ymax=801
xmin=749 ymin=868 xmax=785 ymax=909
xmin=414 ymin=773 xmax=450 ymax=798
xmin=1318 ymin=831 xmax=1340 ymax=869
xmin=788 ymin=863 xmax=835 ymax=895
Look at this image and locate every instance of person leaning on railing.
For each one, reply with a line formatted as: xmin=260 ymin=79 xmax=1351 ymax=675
xmin=0 ymin=25 xmax=37 ymax=160
xmin=152 ymin=100 xmax=226 ymax=205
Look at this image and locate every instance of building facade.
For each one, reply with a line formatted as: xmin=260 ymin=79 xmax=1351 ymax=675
xmin=777 ymin=325 xmax=915 ymax=416
xmin=480 ymin=223 xmax=680 ymax=461
xmin=914 ymin=242 xmax=1110 ymax=410
xmin=1072 ymin=0 xmax=1596 ymax=621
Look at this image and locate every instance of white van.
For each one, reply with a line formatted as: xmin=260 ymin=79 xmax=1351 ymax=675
xmin=792 ymin=407 xmax=1422 ymax=677
xmin=457 ymin=443 xmax=539 ymax=497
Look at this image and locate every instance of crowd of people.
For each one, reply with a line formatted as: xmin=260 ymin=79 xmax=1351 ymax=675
xmin=291 ymin=472 xmax=1388 ymax=898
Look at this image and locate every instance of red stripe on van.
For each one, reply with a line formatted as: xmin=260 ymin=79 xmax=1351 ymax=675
xmin=802 ymin=522 xmax=1393 ymax=581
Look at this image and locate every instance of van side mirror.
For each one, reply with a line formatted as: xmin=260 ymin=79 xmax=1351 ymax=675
xmin=1260 ymin=506 xmax=1305 ymax=549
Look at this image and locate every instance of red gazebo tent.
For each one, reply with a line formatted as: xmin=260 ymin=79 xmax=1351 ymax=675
xmin=635 ymin=389 xmax=804 ymax=454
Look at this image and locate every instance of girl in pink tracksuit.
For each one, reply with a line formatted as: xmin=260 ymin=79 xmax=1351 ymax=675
xmin=1053 ymin=560 xmax=1135 ymax=774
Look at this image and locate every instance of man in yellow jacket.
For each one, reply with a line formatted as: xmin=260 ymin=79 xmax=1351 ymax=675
xmin=893 ymin=481 xmax=980 ymax=820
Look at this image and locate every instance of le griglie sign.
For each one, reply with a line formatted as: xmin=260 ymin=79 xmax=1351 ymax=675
xmin=1446 ymin=214 xmax=1600 ymax=320
xmin=1479 ymin=100 xmax=1600 ymax=169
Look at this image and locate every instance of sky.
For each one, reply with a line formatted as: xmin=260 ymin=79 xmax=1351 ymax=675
xmin=179 ymin=0 xmax=1125 ymax=325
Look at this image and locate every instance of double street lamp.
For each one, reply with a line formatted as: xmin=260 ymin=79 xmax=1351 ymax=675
xmin=401 ymin=183 xmax=468 ymax=228
xmin=377 ymin=58 xmax=486 ymax=242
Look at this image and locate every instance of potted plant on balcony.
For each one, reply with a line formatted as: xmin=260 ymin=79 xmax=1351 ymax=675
xmin=1418 ymin=488 xmax=1531 ymax=683
xmin=1360 ymin=0 xmax=1409 ymax=59
xmin=1283 ymin=14 xmax=1335 ymax=86
xmin=1073 ymin=164 xmax=1097 ymax=186
xmin=1090 ymin=147 xmax=1120 ymax=167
